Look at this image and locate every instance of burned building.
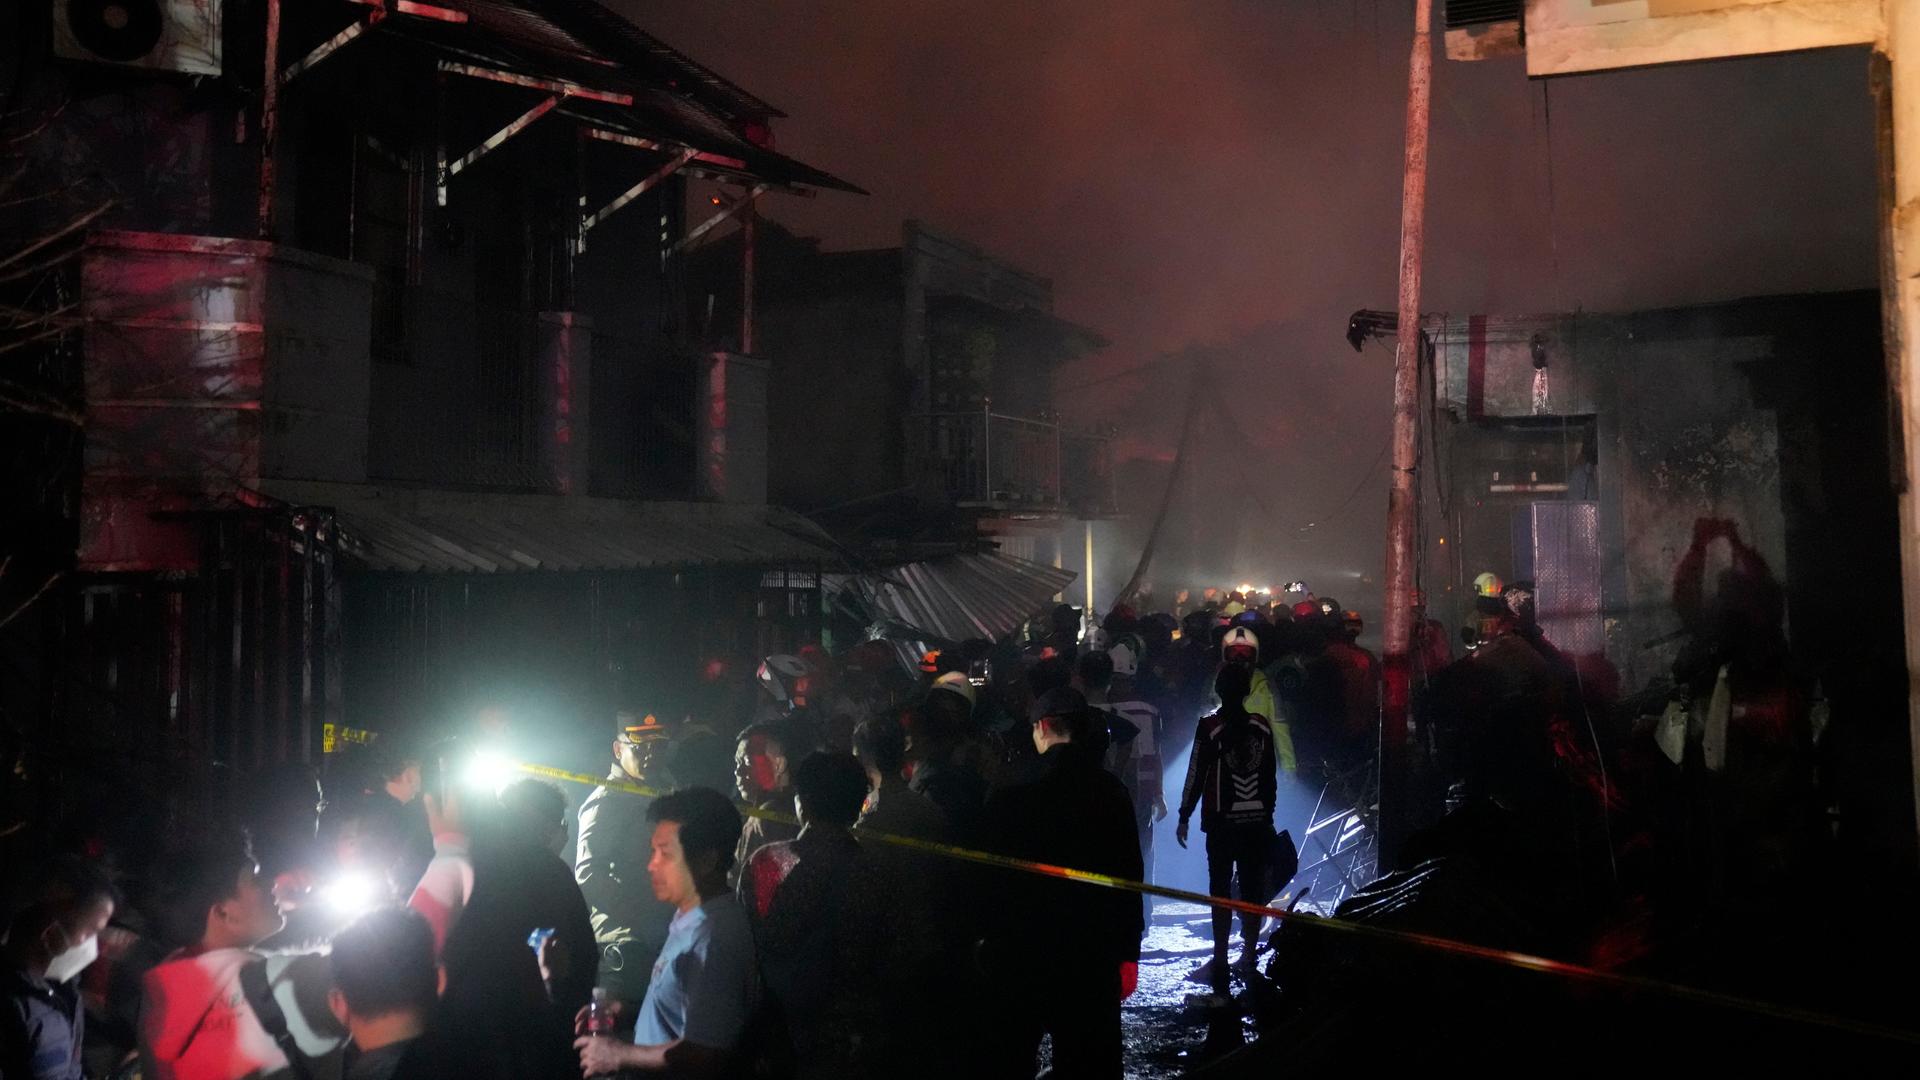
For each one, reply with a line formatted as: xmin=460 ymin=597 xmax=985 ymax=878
xmin=687 ymin=219 xmax=1112 ymax=648
xmin=2 ymin=0 xmax=862 ymax=777
xmin=1375 ymin=290 xmax=1911 ymax=866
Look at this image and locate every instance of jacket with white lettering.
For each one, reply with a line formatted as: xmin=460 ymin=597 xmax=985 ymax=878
xmin=1178 ymin=709 xmax=1278 ymax=832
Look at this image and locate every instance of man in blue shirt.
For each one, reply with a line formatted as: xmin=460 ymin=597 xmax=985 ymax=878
xmin=575 ymin=787 xmax=755 ymax=1078
xmin=2 ymin=857 xmax=115 ymax=1080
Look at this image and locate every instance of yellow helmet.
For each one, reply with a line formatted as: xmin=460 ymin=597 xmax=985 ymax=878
xmin=1472 ymin=571 xmax=1505 ymax=598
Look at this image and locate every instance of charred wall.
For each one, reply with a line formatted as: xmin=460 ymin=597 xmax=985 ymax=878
xmin=1438 ymin=290 xmax=1912 ymax=865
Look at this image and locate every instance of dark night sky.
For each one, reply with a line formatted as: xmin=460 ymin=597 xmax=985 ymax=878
xmin=624 ymin=0 xmax=1879 ymax=597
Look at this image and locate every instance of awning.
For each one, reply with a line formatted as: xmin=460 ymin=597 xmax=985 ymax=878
xmin=368 ymin=1 xmax=865 ymax=194
xmin=254 ymin=482 xmax=840 ymax=573
xmin=826 ymin=551 xmax=1076 ymax=644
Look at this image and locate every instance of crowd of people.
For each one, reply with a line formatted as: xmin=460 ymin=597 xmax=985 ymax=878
xmin=4 ymin=587 xmax=1394 ymax=1080
xmin=7 ymin=553 xmax=1867 ymax=1077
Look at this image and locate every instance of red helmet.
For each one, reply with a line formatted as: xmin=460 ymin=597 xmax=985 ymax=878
xmin=1292 ymin=600 xmax=1319 ymax=620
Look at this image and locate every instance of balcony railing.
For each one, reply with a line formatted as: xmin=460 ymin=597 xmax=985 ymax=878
xmin=919 ymin=408 xmax=1117 ymax=516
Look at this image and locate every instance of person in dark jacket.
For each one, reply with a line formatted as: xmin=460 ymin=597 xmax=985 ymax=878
xmin=326 ymin=907 xmax=441 ymax=1080
xmin=740 ymin=753 xmax=886 ymax=1079
xmin=981 ymin=687 xmax=1144 ymax=1079
xmin=852 ymin=719 xmax=975 ymax=1080
xmin=732 ymin=723 xmax=801 ymax=885
xmin=574 ymin=710 xmax=677 ymax=1009
xmin=495 ymin=779 xmax=598 ymax=1016
xmin=906 ymin=703 xmax=990 ymax=842
xmin=404 ymin=765 xmax=580 ymax=1080
xmin=343 ymin=740 xmax=435 ymax=901
xmin=2 ymin=856 xmax=115 ymax=1080
xmin=1177 ymin=665 xmax=1278 ymax=1004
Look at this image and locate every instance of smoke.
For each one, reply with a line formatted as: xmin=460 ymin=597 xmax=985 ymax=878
xmin=627 ymin=0 xmax=1876 ymax=606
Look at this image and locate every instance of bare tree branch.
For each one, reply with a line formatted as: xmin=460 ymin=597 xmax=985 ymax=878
xmin=0 ymin=201 xmax=113 ymax=275
xmin=0 ymin=102 xmax=68 ymax=148
xmin=0 ymin=160 xmax=31 ymax=199
xmin=0 ymin=382 xmax=83 ymax=425
xmin=0 ymin=323 xmax=70 ymax=360
xmin=0 ymin=238 xmax=108 ymax=287
xmin=0 ymin=180 xmax=91 ymax=210
xmin=0 ymin=301 xmax=81 ymax=326
xmin=0 ymin=571 xmax=63 ymax=634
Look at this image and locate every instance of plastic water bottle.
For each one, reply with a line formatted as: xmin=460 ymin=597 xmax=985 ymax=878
xmin=583 ymin=987 xmax=617 ymax=1079
xmin=586 ymin=987 xmax=616 ymax=1035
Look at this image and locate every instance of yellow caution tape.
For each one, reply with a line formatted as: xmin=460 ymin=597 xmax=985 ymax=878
xmin=321 ymin=723 xmax=379 ymax=755
xmin=514 ymin=760 xmax=1918 ymax=1043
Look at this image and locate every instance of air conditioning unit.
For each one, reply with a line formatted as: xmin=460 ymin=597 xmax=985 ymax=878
xmin=52 ymin=0 xmax=223 ymax=75
xmin=1444 ymin=0 xmax=1523 ymax=61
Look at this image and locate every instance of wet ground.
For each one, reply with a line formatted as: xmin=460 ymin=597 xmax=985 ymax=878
xmin=1050 ymin=757 xmax=1356 ymax=1077
xmin=1117 ymin=900 xmax=1264 ymax=1078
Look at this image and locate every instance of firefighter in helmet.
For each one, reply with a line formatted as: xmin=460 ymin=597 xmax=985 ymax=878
xmin=1221 ymin=626 xmax=1296 ymax=775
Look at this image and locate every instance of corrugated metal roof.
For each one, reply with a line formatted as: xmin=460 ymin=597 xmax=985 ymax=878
xmin=531 ymin=0 xmax=785 ymax=119
xmin=255 ymin=482 xmax=840 ymax=573
xmin=826 ymin=551 xmax=1076 ymax=644
xmin=371 ymin=2 xmax=863 ymax=193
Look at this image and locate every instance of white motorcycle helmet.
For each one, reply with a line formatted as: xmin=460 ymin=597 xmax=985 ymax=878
xmin=1221 ymin=626 xmax=1260 ymax=664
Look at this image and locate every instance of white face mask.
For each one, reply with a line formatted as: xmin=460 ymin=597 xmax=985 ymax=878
xmin=44 ymin=930 xmax=99 ymax=984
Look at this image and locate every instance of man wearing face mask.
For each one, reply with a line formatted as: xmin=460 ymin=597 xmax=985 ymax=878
xmin=2 ymin=856 xmax=115 ymax=1080
xmin=575 ymin=710 xmax=678 ymax=1011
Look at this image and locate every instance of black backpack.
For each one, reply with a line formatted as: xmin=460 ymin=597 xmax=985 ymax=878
xmin=238 ymin=958 xmax=315 ymax=1080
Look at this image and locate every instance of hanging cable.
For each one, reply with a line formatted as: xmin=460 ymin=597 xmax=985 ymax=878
xmin=1110 ymin=361 xmax=1208 ymax=608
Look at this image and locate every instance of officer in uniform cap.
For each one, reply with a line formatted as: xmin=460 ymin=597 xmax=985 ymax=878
xmin=573 ymin=709 xmax=676 ymax=1009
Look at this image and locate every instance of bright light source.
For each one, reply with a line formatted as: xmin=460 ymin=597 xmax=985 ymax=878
xmin=464 ymin=749 xmax=517 ymax=795
xmin=321 ymin=872 xmax=380 ymax=918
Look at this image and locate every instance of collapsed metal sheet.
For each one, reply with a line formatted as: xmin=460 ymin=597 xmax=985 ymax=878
xmin=826 ymin=550 xmax=1077 ymax=644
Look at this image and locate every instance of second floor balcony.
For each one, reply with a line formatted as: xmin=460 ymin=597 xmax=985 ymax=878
xmin=75 ymin=230 xmax=770 ymax=572
xmin=918 ymin=408 xmax=1117 ymax=518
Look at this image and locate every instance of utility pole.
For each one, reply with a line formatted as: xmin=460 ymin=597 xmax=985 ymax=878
xmin=1380 ymin=0 xmax=1434 ymax=867
xmin=258 ymin=0 xmax=283 ymax=238
xmin=741 ymin=196 xmax=756 ymax=355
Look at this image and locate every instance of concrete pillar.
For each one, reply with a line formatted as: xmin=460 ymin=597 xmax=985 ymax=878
xmin=535 ymin=312 xmax=593 ymax=496
xmin=698 ymin=350 xmax=769 ymax=504
xmin=1878 ymin=0 xmax=1920 ymax=854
